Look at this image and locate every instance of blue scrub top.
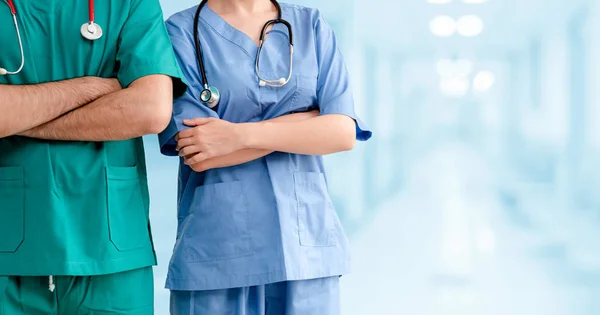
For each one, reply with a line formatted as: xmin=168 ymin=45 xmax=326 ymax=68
xmin=159 ymin=3 xmax=372 ymax=291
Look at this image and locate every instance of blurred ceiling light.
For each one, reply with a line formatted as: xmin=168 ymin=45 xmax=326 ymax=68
xmin=427 ymin=0 xmax=453 ymax=4
xmin=430 ymin=15 xmax=456 ymax=37
xmin=462 ymin=0 xmax=488 ymax=3
xmin=440 ymin=76 xmax=470 ymax=97
xmin=456 ymin=15 xmax=484 ymax=37
xmin=473 ymin=70 xmax=495 ymax=92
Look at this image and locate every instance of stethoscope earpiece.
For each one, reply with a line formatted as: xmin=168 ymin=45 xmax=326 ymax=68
xmin=258 ymin=77 xmax=288 ymax=88
xmin=0 ymin=68 xmax=7 ymax=76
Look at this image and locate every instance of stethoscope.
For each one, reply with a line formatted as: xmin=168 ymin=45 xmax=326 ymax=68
xmin=0 ymin=0 xmax=102 ymax=76
xmin=193 ymin=0 xmax=294 ymax=108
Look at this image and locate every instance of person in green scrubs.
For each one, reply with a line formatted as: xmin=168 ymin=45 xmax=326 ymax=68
xmin=0 ymin=0 xmax=186 ymax=314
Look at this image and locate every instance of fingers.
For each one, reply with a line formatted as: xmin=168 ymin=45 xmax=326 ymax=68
xmin=183 ymin=118 xmax=216 ymax=127
xmin=175 ymin=137 xmax=195 ymax=151
xmin=190 ymin=162 xmax=208 ymax=173
xmin=179 ymin=117 xmax=220 ymax=138
xmin=178 ymin=145 xmax=202 ymax=157
xmin=178 ymin=123 xmax=207 ymax=139
xmin=309 ymin=109 xmax=320 ymax=116
xmin=178 ymin=128 xmax=193 ymax=139
xmin=184 ymin=152 xmax=211 ymax=165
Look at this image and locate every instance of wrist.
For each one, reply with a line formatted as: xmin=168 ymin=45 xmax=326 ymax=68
xmin=237 ymin=122 xmax=263 ymax=149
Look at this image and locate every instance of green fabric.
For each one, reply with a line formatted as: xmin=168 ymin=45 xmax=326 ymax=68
xmin=0 ymin=267 xmax=154 ymax=315
xmin=0 ymin=0 xmax=186 ymax=275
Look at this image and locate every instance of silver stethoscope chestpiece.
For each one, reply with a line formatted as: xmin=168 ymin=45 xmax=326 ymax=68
xmin=200 ymin=86 xmax=220 ymax=108
xmin=81 ymin=22 xmax=103 ymax=41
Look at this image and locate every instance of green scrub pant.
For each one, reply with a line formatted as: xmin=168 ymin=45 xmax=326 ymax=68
xmin=0 ymin=267 xmax=153 ymax=315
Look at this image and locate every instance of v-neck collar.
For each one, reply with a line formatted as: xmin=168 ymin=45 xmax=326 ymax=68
xmin=199 ymin=3 xmax=289 ymax=58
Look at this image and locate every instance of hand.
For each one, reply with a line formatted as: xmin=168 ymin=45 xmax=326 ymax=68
xmin=189 ymin=161 xmax=209 ymax=173
xmin=176 ymin=118 xmax=246 ymax=165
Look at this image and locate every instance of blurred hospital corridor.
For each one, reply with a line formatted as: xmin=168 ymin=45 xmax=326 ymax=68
xmin=340 ymin=139 xmax=600 ymax=315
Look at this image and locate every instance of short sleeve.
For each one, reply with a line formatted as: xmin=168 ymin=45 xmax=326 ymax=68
xmin=314 ymin=12 xmax=372 ymax=141
xmin=116 ymin=0 xmax=186 ymax=97
xmin=157 ymin=16 xmax=219 ymax=156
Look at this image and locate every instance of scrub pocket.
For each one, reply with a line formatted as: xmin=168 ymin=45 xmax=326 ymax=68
xmin=293 ymin=172 xmax=337 ymax=247
xmin=289 ymin=75 xmax=318 ymax=113
xmin=106 ymin=166 xmax=150 ymax=252
xmin=184 ymin=181 xmax=253 ymax=262
xmin=0 ymin=166 xmax=25 ymax=253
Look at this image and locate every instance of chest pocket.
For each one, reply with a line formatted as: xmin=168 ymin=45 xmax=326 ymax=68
xmin=288 ymin=75 xmax=318 ymax=113
xmin=253 ymin=74 xmax=317 ymax=119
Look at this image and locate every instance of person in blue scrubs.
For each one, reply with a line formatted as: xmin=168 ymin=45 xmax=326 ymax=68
xmin=159 ymin=0 xmax=372 ymax=313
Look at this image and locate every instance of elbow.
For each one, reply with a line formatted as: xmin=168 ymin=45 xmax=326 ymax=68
xmin=339 ymin=133 xmax=356 ymax=151
xmin=337 ymin=118 xmax=357 ymax=151
xmin=129 ymin=74 xmax=175 ymax=135
xmin=143 ymin=100 xmax=173 ymax=134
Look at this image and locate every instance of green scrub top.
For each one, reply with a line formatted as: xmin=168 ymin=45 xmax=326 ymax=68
xmin=0 ymin=0 xmax=185 ymax=276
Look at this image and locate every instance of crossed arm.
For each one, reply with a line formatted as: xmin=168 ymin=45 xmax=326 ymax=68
xmin=176 ymin=112 xmax=356 ymax=172
xmin=178 ymin=110 xmax=322 ymax=171
xmin=0 ymin=75 xmax=174 ymax=141
xmin=0 ymin=77 xmax=120 ymax=138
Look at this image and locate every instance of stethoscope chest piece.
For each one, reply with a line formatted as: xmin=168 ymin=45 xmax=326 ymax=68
xmin=200 ymin=86 xmax=220 ymax=108
xmin=81 ymin=22 xmax=102 ymax=41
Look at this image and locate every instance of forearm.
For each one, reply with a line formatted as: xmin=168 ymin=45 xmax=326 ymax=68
xmin=0 ymin=77 xmax=119 ymax=138
xmin=189 ymin=148 xmax=270 ymax=172
xmin=190 ymin=110 xmax=319 ymax=171
xmin=240 ymin=114 xmax=356 ymax=155
xmin=20 ymin=75 xmax=173 ymax=141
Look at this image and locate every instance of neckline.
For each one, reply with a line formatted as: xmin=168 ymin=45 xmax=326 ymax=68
xmin=199 ymin=3 xmax=289 ymax=57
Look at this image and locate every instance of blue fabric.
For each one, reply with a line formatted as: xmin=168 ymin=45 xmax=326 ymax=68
xmin=159 ymin=3 xmax=372 ymax=291
xmin=170 ymin=277 xmax=340 ymax=315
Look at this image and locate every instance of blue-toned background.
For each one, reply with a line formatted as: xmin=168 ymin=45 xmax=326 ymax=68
xmin=147 ymin=0 xmax=600 ymax=313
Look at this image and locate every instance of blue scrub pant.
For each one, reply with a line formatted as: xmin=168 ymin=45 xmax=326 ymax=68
xmin=170 ymin=277 xmax=340 ymax=315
